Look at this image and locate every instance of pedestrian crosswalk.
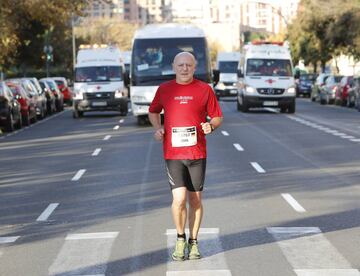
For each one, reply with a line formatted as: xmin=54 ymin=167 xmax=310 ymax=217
xmin=0 ymin=228 xmax=359 ymax=275
xmin=48 ymin=232 xmax=118 ymax=276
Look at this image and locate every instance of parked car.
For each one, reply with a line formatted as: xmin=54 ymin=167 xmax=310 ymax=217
xmin=296 ymin=73 xmax=317 ymax=97
xmin=335 ymin=76 xmax=354 ymax=107
xmin=7 ymin=78 xmax=47 ymax=119
xmin=6 ymin=81 xmax=37 ymax=126
xmin=349 ymin=76 xmax=360 ymax=111
xmin=52 ymin=77 xmax=73 ymax=105
xmin=26 ymin=77 xmax=49 ymax=116
xmin=319 ymin=75 xmax=343 ymax=105
xmin=40 ymin=78 xmax=64 ymax=112
xmin=311 ymin=73 xmax=330 ymax=102
xmin=0 ymin=82 xmax=22 ymax=132
xmin=39 ymin=79 xmax=56 ymax=114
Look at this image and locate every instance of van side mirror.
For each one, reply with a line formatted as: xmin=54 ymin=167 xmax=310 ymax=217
xmin=237 ymin=69 xmax=243 ymax=78
xmin=213 ymin=69 xmax=219 ymax=84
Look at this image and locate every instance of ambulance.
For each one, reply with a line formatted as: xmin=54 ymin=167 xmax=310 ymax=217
xmin=237 ymin=42 xmax=296 ymax=113
xmin=72 ymin=44 xmax=128 ymax=118
xmin=214 ymin=51 xmax=241 ymax=99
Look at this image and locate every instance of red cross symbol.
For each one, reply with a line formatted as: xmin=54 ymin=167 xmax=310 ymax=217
xmin=265 ymin=79 xmax=275 ymax=84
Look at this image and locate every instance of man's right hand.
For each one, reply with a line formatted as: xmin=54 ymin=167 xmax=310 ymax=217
xmin=154 ymin=128 xmax=165 ymax=141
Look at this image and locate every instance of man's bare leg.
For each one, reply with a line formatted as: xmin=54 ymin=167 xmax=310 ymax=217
xmin=188 ymin=191 xmax=203 ymax=239
xmin=172 ymin=187 xmax=187 ymax=235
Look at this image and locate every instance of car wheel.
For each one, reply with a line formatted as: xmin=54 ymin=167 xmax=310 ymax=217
xmin=73 ymin=109 xmax=83 ymax=119
xmin=22 ymin=112 xmax=30 ymax=126
xmin=5 ymin=113 xmax=14 ymax=132
xmin=240 ymin=98 xmax=249 ymax=112
xmin=31 ymin=112 xmax=38 ymax=123
xmin=288 ymin=101 xmax=296 ymax=113
xmin=237 ymin=100 xmax=241 ymax=111
xmin=16 ymin=115 xmax=22 ymax=129
xmin=137 ymin=115 xmax=148 ymax=126
xmin=120 ymin=102 xmax=128 ymax=116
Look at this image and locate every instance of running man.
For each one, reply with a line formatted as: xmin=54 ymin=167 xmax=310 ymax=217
xmin=148 ymin=52 xmax=223 ymax=261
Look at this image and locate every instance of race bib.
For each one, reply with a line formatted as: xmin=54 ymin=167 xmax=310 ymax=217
xmin=171 ymin=126 xmax=197 ymax=147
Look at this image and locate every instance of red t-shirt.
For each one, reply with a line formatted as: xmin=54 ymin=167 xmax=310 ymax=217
xmin=149 ymin=79 xmax=223 ymax=160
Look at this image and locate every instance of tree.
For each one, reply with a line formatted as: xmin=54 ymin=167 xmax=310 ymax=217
xmin=75 ymin=18 xmax=138 ymax=51
xmin=0 ymin=0 xmax=86 ymax=73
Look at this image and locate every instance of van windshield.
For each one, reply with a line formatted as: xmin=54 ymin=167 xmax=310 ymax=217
xmin=75 ymin=66 xmax=123 ymax=82
xmin=246 ymin=59 xmax=292 ymax=77
xmin=219 ymin=61 xmax=238 ymax=73
xmin=132 ymin=37 xmax=211 ymax=85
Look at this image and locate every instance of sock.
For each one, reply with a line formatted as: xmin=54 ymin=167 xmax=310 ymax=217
xmin=188 ymin=238 xmax=197 ymax=244
xmin=177 ymin=233 xmax=186 ymax=240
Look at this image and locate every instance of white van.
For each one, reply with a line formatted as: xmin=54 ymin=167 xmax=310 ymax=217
xmin=72 ymin=45 xmax=128 ymax=118
xmin=214 ymin=52 xmax=241 ymax=99
xmin=130 ymin=23 xmax=213 ymax=125
xmin=237 ymin=42 xmax=296 ymax=113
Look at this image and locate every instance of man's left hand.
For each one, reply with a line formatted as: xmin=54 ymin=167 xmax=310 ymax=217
xmin=201 ymin=122 xmax=212 ymax=135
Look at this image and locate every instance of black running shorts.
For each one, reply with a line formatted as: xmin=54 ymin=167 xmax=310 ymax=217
xmin=165 ymin=159 xmax=207 ymax=192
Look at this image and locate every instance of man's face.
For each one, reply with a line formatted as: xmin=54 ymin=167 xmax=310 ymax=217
xmin=173 ymin=53 xmax=196 ymax=84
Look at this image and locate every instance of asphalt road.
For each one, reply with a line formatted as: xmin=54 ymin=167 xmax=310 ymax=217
xmin=0 ymin=98 xmax=359 ymax=276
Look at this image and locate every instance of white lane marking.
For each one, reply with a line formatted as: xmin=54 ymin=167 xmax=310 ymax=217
xmin=71 ymin=169 xmax=86 ymax=181
xmin=233 ymin=143 xmax=244 ymax=151
xmin=267 ymin=227 xmax=357 ymax=273
xmin=49 ymin=232 xmax=118 ymax=276
xmin=36 ymin=203 xmax=59 ymax=221
xmin=103 ymin=135 xmax=111 ymax=140
xmin=294 ymin=269 xmax=360 ymax=276
xmin=281 ymin=194 xmax=306 ymax=213
xmin=332 ymin=132 xmax=346 ymax=136
xmin=287 ymin=116 xmax=360 ymax=144
xmin=167 ymin=228 xmax=231 ymax=275
xmin=113 ymin=125 xmax=120 ymax=130
xmin=167 ymin=270 xmax=232 ymax=276
xmin=221 ymin=131 xmax=229 ymax=136
xmin=264 ymin=107 xmax=278 ymax=113
xmin=0 ymin=236 xmax=20 ymax=243
xmin=66 ymin=232 xmax=118 ymax=240
xmin=119 ymin=119 xmax=124 ymax=123
xmin=92 ymin=148 xmax=102 ymax=156
xmin=251 ymin=162 xmax=266 ymax=173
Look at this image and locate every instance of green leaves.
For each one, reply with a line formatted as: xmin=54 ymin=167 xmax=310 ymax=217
xmin=287 ymin=0 xmax=360 ymax=71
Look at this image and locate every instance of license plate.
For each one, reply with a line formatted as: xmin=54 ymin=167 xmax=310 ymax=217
xmin=230 ymin=90 xmax=237 ymax=94
xmin=263 ymin=101 xmax=278 ymax=106
xmin=92 ymin=101 xmax=107 ymax=107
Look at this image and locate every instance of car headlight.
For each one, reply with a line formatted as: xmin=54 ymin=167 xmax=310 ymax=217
xmin=115 ymin=89 xmax=126 ymax=98
xmin=245 ymin=86 xmax=255 ymax=93
xmin=216 ymin=82 xmax=226 ymax=90
xmin=287 ymin=87 xmax=296 ymax=94
xmin=73 ymin=89 xmax=84 ymax=100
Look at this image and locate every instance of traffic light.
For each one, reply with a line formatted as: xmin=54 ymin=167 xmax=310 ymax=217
xmin=46 ymin=53 xmax=52 ymax=62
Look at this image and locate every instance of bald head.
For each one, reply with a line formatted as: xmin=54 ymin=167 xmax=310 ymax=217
xmin=172 ymin=52 xmax=196 ymax=84
xmin=173 ymin=52 xmax=196 ymax=65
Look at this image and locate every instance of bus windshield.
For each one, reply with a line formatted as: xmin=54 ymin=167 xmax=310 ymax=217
xmin=246 ymin=59 xmax=292 ymax=77
xmin=131 ymin=37 xmax=211 ymax=85
xmin=75 ymin=66 xmax=123 ymax=82
xmin=219 ymin=61 xmax=238 ymax=73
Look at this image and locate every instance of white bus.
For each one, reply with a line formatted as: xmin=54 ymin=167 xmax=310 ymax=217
xmin=130 ymin=24 xmax=212 ymax=125
xmin=72 ymin=45 xmax=128 ymax=118
xmin=237 ymin=42 xmax=296 ymax=113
